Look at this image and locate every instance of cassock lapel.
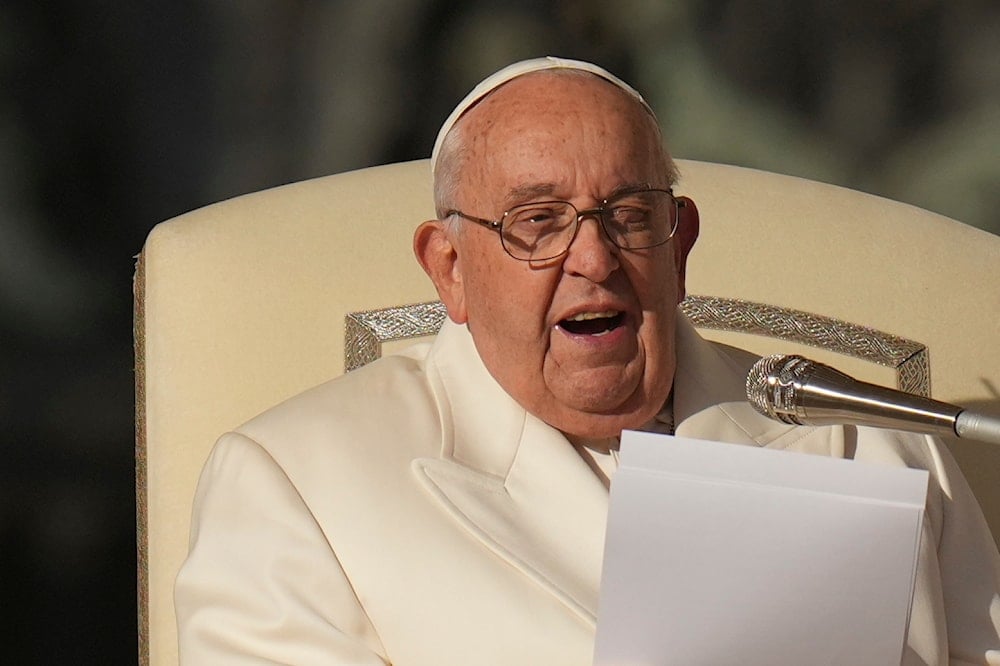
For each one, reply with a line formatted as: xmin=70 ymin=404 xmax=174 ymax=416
xmin=412 ymin=321 xmax=609 ymax=627
xmin=411 ymin=314 xmax=851 ymax=629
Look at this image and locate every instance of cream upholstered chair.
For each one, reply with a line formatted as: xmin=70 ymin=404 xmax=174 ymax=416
xmin=134 ymin=158 xmax=1000 ymax=665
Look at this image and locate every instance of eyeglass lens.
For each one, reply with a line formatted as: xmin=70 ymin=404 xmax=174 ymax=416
xmin=500 ymin=190 xmax=675 ymax=260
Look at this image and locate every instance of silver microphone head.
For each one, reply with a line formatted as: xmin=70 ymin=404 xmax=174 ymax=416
xmin=745 ymin=354 xmax=818 ymax=424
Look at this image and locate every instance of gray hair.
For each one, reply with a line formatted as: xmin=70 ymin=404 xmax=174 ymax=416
xmin=433 ymin=120 xmax=467 ymax=226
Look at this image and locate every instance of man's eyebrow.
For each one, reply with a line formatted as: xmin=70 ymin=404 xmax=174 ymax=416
xmin=503 ymin=181 xmax=659 ymax=206
xmin=606 ymin=182 xmax=654 ymax=198
xmin=505 ymin=183 xmax=558 ymax=205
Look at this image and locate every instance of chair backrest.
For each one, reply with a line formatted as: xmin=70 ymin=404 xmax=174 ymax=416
xmin=134 ymin=158 xmax=1000 ymax=666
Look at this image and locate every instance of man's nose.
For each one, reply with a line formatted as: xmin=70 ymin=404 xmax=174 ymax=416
xmin=562 ymin=215 xmax=620 ymax=281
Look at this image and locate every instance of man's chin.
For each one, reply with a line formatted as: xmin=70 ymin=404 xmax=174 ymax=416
xmin=550 ymin=363 xmax=652 ymax=405
xmin=553 ymin=409 xmax=652 ymax=440
xmin=544 ymin=391 xmax=661 ymax=439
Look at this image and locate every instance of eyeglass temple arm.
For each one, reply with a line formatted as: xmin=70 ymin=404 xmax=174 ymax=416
xmin=446 ymin=210 xmax=502 ymax=233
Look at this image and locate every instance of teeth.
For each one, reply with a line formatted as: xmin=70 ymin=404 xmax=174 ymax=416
xmin=566 ymin=310 xmax=618 ymax=321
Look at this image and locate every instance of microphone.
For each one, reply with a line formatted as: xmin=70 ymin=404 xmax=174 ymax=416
xmin=746 ymin=354 xmax=1000 ymax=445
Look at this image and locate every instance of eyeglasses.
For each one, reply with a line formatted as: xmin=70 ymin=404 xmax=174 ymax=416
xmin=446 ymin=188 xmax=680 ymax=261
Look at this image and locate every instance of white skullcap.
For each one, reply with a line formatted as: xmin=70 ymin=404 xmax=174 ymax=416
xmin=430 ymin=56 xmax=654 ymax=177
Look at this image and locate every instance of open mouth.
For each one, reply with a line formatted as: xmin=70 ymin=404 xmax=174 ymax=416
xmin=558 ymin=311 xmax=626 ymax=336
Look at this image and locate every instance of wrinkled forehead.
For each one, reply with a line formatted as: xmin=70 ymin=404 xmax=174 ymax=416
xmin=431 ymin=56 xmax=655 ymax=177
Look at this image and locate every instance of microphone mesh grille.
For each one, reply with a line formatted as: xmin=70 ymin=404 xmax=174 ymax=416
xmin=746 ymin=354 xmax=810 ymax=424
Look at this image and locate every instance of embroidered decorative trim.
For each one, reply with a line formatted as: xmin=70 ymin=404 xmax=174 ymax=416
xmin=343 ymin=295 xmax=930 ymax=396
xmin=679 ymin=295 xmax=929 ymax=396
xmin=345 ymin=301 xmax=449 ymax=371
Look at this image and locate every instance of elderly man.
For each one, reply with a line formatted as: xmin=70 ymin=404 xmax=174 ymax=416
xmin=175 ymin=58 xmax=1000 ymax=665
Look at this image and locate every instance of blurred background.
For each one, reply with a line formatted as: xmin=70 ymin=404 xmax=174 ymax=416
xmin=2 ymin=0 xmax=997 ymax=662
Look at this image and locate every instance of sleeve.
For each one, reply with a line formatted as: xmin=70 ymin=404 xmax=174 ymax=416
xmin=930 ymin=437 xmax=1000 ymax=666
xmin=174 ymin=432 xmax=389 ymax=665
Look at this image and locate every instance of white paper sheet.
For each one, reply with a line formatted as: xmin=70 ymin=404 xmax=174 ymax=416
xmin=594 ymin=431 xmax=928 ymax=666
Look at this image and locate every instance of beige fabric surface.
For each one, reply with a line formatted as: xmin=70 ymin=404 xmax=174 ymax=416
xmin=135 ymin=158 xmax=1000 ymax=665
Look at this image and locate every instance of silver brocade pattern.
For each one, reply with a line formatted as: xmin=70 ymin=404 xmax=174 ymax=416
xmin=344 ymin=295 xmax=930 ymax=396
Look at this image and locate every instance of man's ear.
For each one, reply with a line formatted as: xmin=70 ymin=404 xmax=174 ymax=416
xmin=673 ymin=196 xmax=700 ymax=302
xmin=413 ymin=220 xmax=468 ymax=324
